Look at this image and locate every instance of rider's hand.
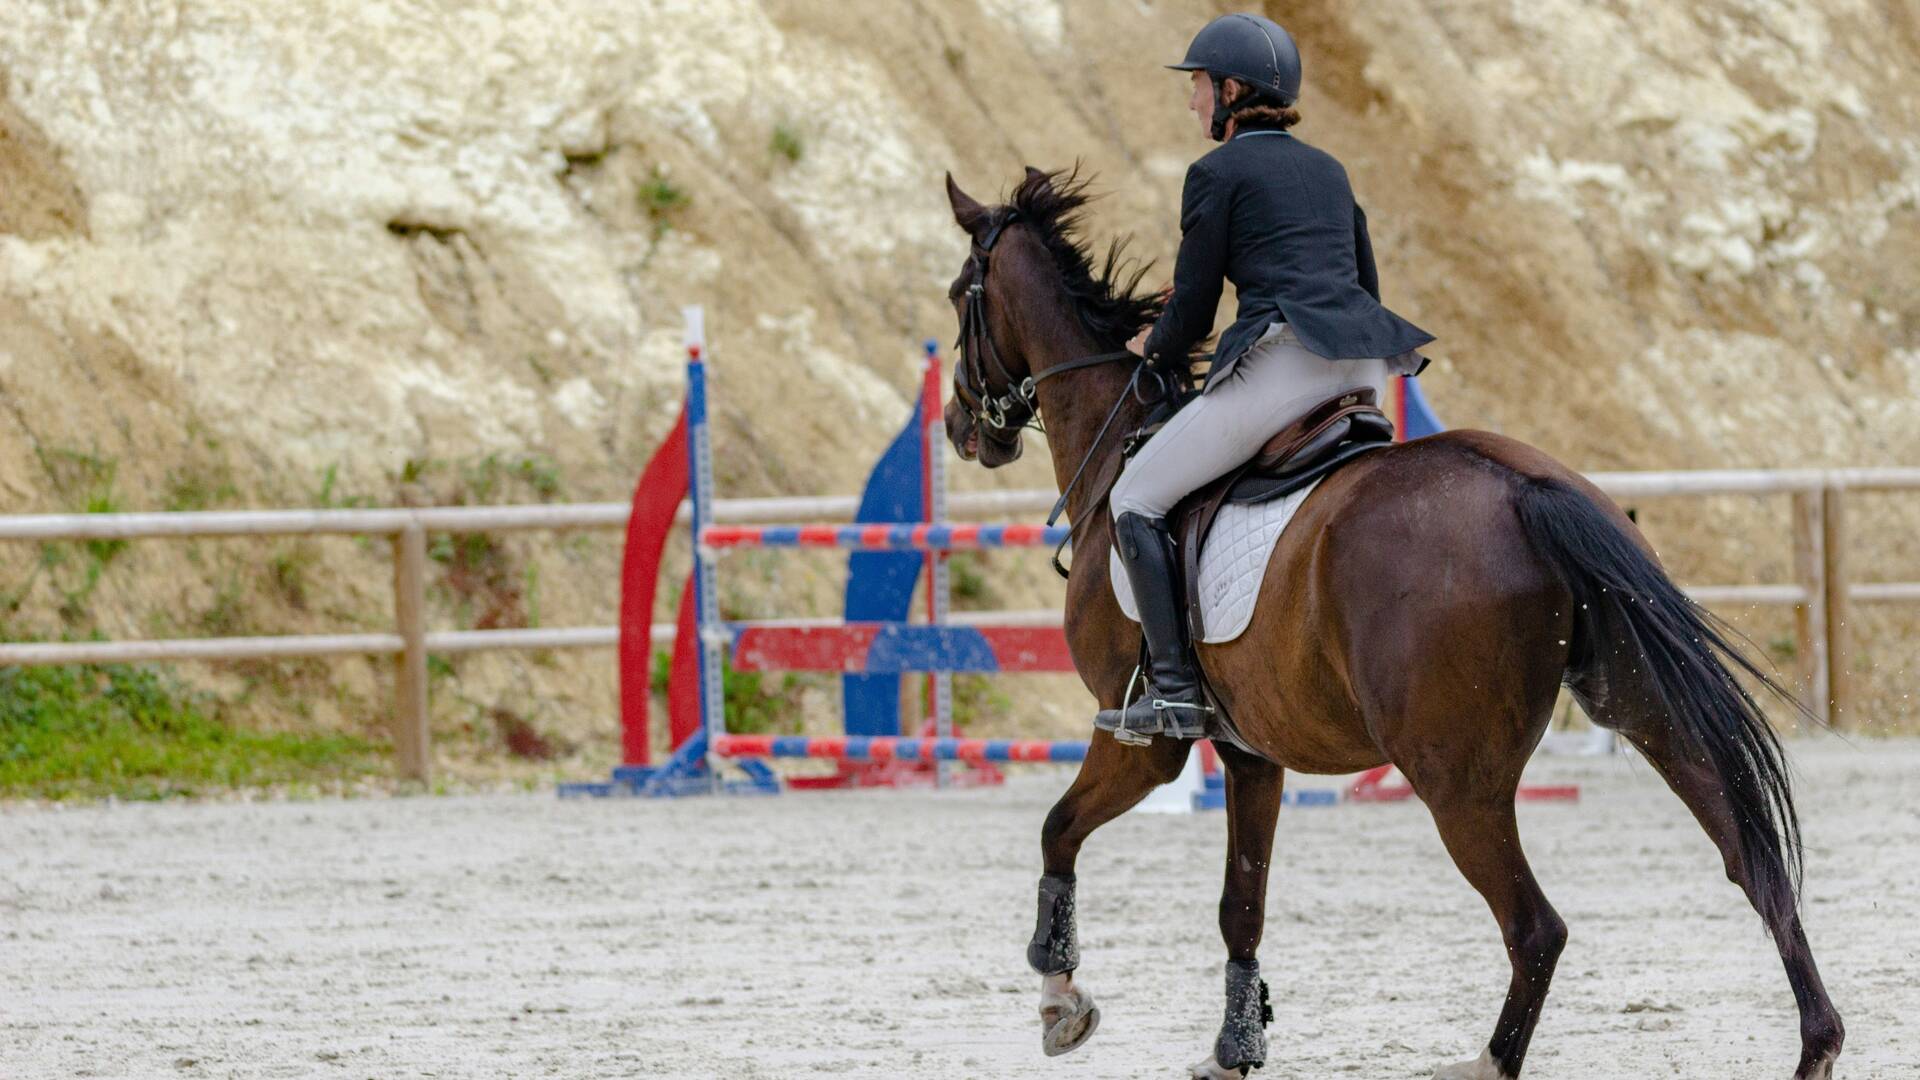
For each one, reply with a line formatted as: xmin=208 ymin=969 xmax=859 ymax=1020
xmin=1127 ymin=284 xmax=1171 ymax=358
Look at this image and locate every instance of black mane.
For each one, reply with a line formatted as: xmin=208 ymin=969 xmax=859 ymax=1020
xmin=1002 ymin=167 xmax=1164 ymax=348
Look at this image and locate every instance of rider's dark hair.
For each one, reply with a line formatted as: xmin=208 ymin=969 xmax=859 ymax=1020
xmin=1222 ymin=77 xmax=1302 ymax=130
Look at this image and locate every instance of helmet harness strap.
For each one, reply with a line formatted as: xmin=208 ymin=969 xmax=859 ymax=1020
xmin=1208 ymin=73 xmax=1270 ymax=142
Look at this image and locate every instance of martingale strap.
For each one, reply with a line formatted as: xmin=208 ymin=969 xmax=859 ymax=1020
xmin=1042 ymin=362 xmax=1144 ymax=579
xmin=1040 ymin=362 xmax=1187 ymax=579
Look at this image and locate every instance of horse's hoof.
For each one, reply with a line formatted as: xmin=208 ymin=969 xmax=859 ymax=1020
xmin=1039 ymin=984 xmax=1100 ymax=1057
xmin=1188 ymin=1055 xmax=1251 ymax=1079
xmin=1432 ymin=1048 xmax=1506 ymax=1080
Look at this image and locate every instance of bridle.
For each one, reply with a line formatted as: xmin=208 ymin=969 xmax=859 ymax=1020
xmin=953 ymin=210 xmax=1136 ymax=439
xmin=952 ymin=209 xmax=1176 ymax=577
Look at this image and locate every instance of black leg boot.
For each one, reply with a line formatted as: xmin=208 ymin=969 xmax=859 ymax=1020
xmin=1191 ymin=959 xmax=1273 ymax=1077
xmin=1214 ymin=959 xmax=1272 ymax=1072
xmin=1093 ymin=512 xmax=1212 ymax=744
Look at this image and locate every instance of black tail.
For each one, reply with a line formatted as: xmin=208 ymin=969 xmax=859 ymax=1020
xmin=1513 ymin=476 xmax=1805 ymax=923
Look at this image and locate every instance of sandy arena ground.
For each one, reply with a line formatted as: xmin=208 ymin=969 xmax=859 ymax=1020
xmin=3 ymin=738 xmax=1916 ymax=1079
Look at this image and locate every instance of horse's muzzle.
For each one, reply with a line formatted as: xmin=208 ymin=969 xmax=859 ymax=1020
xmin=945 ymin=398 xmax=1022 ymax=466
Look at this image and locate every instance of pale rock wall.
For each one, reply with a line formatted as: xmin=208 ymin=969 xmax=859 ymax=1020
xmin=1 ymin=0 xmax=1916 ymax=761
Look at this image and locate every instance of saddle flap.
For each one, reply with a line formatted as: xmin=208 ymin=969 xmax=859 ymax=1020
xmin=1169 ymin=387 xmax=1394 ymax=559
xmin=1115 ymin=475 xmax=1325 ymax=646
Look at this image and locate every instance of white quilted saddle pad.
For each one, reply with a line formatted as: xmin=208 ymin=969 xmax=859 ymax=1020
xmin=1110 ymin=478 xmax=1323 ymax=644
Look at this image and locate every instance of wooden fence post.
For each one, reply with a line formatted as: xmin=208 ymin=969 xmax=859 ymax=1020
xmin=1820 ymin=485 xmax=1849 ymax=726
xmin=393 ymin=524 xmax=432 ymax=780
xmin=1789 ymin=491 xmax=1829 ymax=724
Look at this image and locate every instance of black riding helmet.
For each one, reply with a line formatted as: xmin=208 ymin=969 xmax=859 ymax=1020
xmin=1168 ymin=13 xmax=1303 ymax=141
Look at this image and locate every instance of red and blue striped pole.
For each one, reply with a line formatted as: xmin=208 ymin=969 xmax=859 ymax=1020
xmin=714 ymin=733 xmax=1088 ymax=765
xmin=699 ymin=522 xmax=1070 ymax=551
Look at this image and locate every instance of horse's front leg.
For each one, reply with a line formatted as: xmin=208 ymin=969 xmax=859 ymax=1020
xmin=1031 ymin=731 xmax=1190 ymax=1056
xmin=1191 ymin=744 xmax=1284 ymax=1080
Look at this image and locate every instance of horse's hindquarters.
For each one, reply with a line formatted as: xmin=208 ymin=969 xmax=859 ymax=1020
xmin=1199 ymin=436 xmax=1572 ymax=774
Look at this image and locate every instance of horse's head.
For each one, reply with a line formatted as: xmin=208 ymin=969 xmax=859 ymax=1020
xmin=942 ymin=169 xmax=1050 ymax=469
xmin=941 ymin=167 xmax=1168 ymax=473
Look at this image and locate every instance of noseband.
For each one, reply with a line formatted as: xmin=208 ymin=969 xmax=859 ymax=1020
xmin=954 ymin=211 xmax=1136 ymax=437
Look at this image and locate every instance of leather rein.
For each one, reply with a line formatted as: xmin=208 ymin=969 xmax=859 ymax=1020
xmin=953 ymin=209 xmax=1172 ymax=577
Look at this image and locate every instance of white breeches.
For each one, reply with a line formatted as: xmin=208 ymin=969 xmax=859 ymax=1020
xmin=1109 ymin=323 xmax=1394 ymax=520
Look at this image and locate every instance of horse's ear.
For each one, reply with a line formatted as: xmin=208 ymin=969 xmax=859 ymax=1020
xmin=1024 ymin=165 xmax=1048 ymax=187
xmin=946 ymin=172 xmax=988 ymax=236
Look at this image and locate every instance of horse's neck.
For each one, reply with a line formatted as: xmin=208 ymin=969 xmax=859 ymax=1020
xmin=1036 ymin=355 xmax=1148 ymax=528
xmin=1042 ymin=362 xmax=1146 ymax=703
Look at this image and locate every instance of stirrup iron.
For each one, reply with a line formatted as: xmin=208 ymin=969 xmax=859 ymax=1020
xmin=1100 ymin=666 xmax=1156 ymax=747
xmin=1109 ymin=666 xmax=1153 ymax=747
xmin=1096 ymin=666 xmax=1210 ymax=746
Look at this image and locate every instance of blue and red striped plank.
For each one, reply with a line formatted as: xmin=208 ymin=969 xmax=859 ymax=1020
xmin=729 ymin=622 xmax=1074 ymax=673
xmin=700 ymin=522 xmax=1069 ymax=552
xmin=714 ymin=734 xmax=1087 ymax=764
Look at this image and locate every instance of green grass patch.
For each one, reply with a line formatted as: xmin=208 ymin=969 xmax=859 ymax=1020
xmin=313 ymin=463 xmax=373 ymax=509
xmin=947 ymin=552 xmax=993 ymax=608
xmin=719 ymin=663 xmax=807 ymax=735
xmin=1768 ymin=633 xmax=1798 ymax=663
xmin=81 ymin=490 xmax=128 ymax=565
xmin=639 ymin=167 xmax=690 ymax=238
xmin=0 ymin=661 xmax=380 ymax=800
xmin=951 ymin=674 xmax=1011 ymax=732
xmin=268 ymin=542 xmax=320 ymax=610
xmin=163 ymin=460 xmax=239 ymax=512
xmin=649 ymin=647 xmax=814 ymax=734
xmin=770 ymin=123 xmax=804 ymax=164
xmin=399 ymin=453 xmax=563 ymax=503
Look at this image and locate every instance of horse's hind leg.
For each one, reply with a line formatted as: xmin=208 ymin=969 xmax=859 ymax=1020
xmin=1619 ymin=721 xmax=1844 ymax=1079
xmin=1189 ymin=744 xmax=1283 ymax=1080
xmin=1414 ymin=785 xmax=1567 ymax=1080
xmin=1030 ymin=732 xmax=1190 ymax=1057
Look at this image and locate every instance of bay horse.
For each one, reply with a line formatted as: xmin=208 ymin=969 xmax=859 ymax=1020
xmin=940 ymin=168 xmax=1842 ymax=1080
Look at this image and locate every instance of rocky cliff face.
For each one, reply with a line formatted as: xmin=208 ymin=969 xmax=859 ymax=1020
xmin=2 ymin=1 xmax=1916 ymax=759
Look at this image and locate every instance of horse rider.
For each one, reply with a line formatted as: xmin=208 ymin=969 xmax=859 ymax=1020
xmin=1095 ymin=12 xmax=1435 ymax=742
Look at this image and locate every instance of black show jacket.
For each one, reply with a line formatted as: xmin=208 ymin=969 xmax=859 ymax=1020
xmin=1142 ymin=122 xmax=1434 ymax=389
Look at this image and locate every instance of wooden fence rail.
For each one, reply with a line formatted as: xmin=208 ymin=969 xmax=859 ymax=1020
xmin=3 ymin=468 xmax=1918 ymax=779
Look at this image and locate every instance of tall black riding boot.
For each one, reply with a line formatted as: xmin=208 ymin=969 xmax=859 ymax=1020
xmin=1093 ymin=512 xmax=1212 ymax=744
